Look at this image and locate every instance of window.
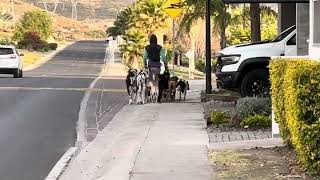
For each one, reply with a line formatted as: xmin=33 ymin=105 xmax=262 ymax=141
xmin=314 ymin=0 xmax=320 ymax=44
xmin=287 ymin=35 xmax=296 ymax=46
xmin=272 ymin=25 xmax=296 ymax=43
xmin=0 ymin=48 xmax=14 ymax=55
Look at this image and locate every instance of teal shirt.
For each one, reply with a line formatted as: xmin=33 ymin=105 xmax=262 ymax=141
xmin=143 ymin=48 xmax=167 ymax=67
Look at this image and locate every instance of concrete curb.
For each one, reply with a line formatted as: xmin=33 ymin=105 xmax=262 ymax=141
xmin=75 ymin=76 xmax=101 ymax=150
xmin=45 ymin=147 xmax=77 ymax=180
xmin=209 ymin=138 xmax=284 ymax=151
xmin=23 ymin=41 xmax=76 ymax=72
xmin=75 ymin=44 xmax=108 ymax=151
xmin=44 ymin=43 xmax=107 ymax=180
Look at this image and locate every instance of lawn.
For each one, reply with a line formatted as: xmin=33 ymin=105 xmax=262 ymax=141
xmin=168 ymin=65 xmax=205 ymax=80
xmin=19 ymin=41 xmax=71 ymax=69
xmin=20 ymin=50 xmax=49 ymax=69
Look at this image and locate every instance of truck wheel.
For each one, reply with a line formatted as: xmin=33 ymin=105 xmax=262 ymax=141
xmin=19 ymin=69 xmax=23 ymax=78
xmin=240 ymin=69 xmax=270 ymax=97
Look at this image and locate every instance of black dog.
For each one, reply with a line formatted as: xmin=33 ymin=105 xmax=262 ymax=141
xmin=126 ymin=69 xmax=138 ymax=104
xmin=158 ymin=70 xmax=171 ymax=103
xmin=168 ymin=76 xmax=179 ymax=101
xmin=177 ymin=79 xmax=190 ymax=101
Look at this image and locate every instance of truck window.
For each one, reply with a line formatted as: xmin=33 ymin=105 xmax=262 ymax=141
xmin=272 ymin=26 xmax=296 ymax=43
xmin=286 ymin=35 xmax=296 ymax=46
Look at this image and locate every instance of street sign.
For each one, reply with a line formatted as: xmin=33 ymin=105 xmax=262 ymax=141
xmin=162 ymin=0 xmax=187 ymax=18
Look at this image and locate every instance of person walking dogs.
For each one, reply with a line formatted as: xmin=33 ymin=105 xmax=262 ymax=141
xmin=143 ymin=34 xmax=167 ymax=103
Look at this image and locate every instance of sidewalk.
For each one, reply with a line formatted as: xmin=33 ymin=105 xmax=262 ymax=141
xmin=60 ymin=80 xmax=214 ymax=180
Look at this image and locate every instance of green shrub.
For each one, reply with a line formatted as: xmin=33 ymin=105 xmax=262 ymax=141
xmin=0 ymin=38 xmax=14 ymax=45
xmin=269 ymin=59 xmax=290 ymax=143
xmin=240 ymin=114 xmax=271 ymax=128
xmin=47 ymin=43 xmax=58 ymax=50
xmin=236 ymin=97 xmax=272 ymax=120
xmin=13 ymin=10 xmax=53 ymax=41
xmin=270 ymin=58 xmax=320 ymax=175
xmin=210 ymin=111 xmax=230 ymax=125
xmin=195 ymin=59 xmax=217 ymax=73
xmin=195 ymin=59 xmax=205 ymax=72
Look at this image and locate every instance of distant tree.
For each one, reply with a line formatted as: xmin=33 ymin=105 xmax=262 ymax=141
xmin=13 ymin=10 xmax=53 ymax=41
xmin=180 ymin=0 xmax=233 ymax=49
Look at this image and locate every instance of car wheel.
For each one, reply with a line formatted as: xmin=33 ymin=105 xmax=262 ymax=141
xmin=240 ymin=69 xmax=270 ymax=97
xmin=19 ymin=69 xmax=23 ymax=78
xmin=13 ymin=69 xmax=22 ymax=78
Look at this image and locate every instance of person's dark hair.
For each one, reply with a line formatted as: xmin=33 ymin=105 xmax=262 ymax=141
xmin=149 ymin=34 xmax=157 ymax=45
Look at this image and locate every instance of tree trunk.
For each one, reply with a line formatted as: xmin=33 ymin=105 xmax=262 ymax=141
xmin=220 ymin=8 xmax=227 ymax=49
xmin=250 ymin=3 xmax=261 ymax=42
xmin=131 ymin=56 xmax=139 ymax=69
xmin=243 ymin=4 xmax=246 ymax=29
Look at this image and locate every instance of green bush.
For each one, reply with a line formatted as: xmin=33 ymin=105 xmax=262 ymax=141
xmin=195 ymin=59 xmax=205 ymax=72
xmin=47 ymin=43 xmax=58 ymax=50
xmin=240 ymin=114 xmax=271 ymax=128
xmin=195 ymin=59 xmax=217 ymax=73
xmin=236 ymin=97 xmax=272 ymax=120
xmin=269 ymin=59 xmax=290 ymax=143
xmin=13 ymin=10 xmax=53 ymax=41
xmin=0 ymin=38 xmax=14 ymax=45
xmin=210 ymin=111 xmax=230 ymax=125
xmin=270 ymin=58 xmax=320 ymax=175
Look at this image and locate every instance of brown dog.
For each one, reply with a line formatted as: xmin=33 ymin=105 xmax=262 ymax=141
xmin=168 ymin=76 xmax=179 ymax=101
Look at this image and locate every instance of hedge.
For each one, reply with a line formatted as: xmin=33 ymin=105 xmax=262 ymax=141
xmin=270 ymin=58 xmax=320 ymax=175
xmin=269 ymin=59 xmax=290 ymax=143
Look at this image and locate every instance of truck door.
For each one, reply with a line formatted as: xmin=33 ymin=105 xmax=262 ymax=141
xmin=285 ymin=34 xmax=297 ymax=56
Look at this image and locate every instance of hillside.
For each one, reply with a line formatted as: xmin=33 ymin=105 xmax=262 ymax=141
xmin=0 ymin=0 xmax=128 ymax=40
xmin=24 ymin=0 xmax=133 ymax=20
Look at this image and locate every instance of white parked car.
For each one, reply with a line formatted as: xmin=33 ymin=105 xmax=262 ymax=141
xmin=0 ymin=45 xmax=23 ymax=78
xmin=216 ymin=25 xmax=297 ymax=97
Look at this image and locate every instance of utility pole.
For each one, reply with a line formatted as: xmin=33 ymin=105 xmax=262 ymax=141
xmin=205 ymin=0 xmax=212 ymax=94
xmin=11 ymin=0 xmax=14 ymax=21
xmin=172 ymin=18 xmax=176 ymax=73
xmin=71 ymin=0 xmax=78 ymax=20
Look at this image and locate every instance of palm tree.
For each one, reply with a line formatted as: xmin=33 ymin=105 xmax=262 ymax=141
xmin=106 ymin=6 xmax=137 ymax=37
xmin=136 ymin=0 xmax=168 ymax=34
xmin=119 ymin=29 xmax=146 ymax=68
xmin=180 ymin=0 xmax=233 ymax=49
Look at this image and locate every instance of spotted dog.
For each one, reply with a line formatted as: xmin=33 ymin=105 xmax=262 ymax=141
xmin=136 ymin=69 xmax=149 ymax=104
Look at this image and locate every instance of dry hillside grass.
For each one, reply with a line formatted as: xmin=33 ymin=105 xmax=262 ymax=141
xmin=0 ymin=0 xmax=118 ymax=40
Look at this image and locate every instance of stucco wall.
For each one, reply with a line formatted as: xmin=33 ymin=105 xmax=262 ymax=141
xmin=297 ymin=4 xmax=310 ymax=56
xmin=309 ymin=0 xmax=320 ymax=58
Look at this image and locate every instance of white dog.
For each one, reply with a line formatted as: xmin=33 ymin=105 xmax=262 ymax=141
xmin=148 ymin=81 xmax=158 ymax=103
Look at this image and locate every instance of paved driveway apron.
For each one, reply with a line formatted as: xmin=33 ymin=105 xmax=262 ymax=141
xmin=0 ymin=41 xmax=126 ymax=180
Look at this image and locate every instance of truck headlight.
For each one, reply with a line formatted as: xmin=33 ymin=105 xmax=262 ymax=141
xmin=221 ymin=55 xmax=241 ymax=66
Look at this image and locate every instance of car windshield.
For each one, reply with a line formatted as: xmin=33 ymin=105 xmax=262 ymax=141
xmin=0 ymin=48 xmax=14 ymax=55
xmin=272 ymin=26 xmax=296 ymax=42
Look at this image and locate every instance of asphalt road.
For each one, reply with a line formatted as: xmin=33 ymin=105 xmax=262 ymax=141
xmin=0 ymin=41 xmax=127 ymax=180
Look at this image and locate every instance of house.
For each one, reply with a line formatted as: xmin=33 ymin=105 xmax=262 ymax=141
xmin=309 ymin=0 xmax=320 ymax=58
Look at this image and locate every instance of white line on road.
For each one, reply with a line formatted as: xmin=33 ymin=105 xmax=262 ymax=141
xmin=0 ymin=87 xmax=126 ymax=92
xmin=45 ymin=43 xmax=109 ymax=180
